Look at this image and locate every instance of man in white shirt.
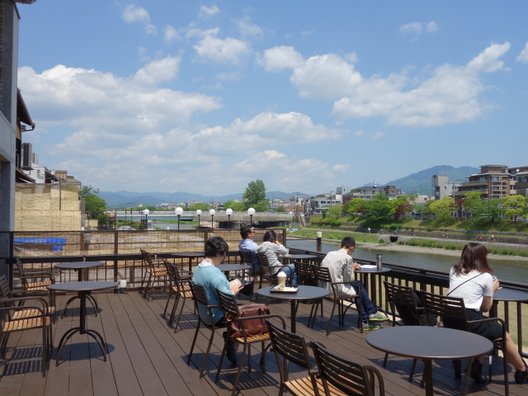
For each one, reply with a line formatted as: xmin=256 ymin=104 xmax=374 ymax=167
xmin=321 ymin=236 xmax=388 ymax=330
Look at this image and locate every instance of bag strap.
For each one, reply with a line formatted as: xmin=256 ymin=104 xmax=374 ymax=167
xmin=447 ymin=272 xmax=484 ymax=296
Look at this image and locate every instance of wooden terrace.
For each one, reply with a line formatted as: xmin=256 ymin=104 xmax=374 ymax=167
xmin=2 ymin=289 xmax=527 ymax=396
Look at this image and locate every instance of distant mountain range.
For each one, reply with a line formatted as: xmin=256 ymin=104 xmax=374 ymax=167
xmin=100 ymin=165 xmax=479 ymax=208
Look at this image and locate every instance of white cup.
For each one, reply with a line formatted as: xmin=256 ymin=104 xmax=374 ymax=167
xmin=277 ymin=271 xmax=287 ymax=289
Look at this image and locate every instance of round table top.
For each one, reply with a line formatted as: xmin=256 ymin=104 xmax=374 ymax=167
xmin=257 ymin=285 xmax=329 ymax=301
xmin=48 ymin=281 xmax=119 ymax=293
xmin=283 ymin=254 xmax=319 ymax=260
xmin=217 ymin=263 xmax=251 ymax=271
xmin=55 ymin=261 xmax=104 ymax=270
xmin=367 ymin=326 xmax=493 ymax=360
xmin=494 ymin=287 xmax=528 ymax=302
xmin=171 ymin=252 xmax=204 ymax=258
xmin=355 ymin=266 xmax=392 ymax=274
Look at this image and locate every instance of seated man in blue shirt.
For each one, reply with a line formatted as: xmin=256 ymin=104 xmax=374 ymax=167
xmin=192 ymin=236 xmax=243 ymax=363
xmin=238 ymin=224 xmax=259 ymax=275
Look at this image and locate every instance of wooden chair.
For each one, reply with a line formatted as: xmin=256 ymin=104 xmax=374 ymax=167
xmin=214 ymin=289 xmax=285 ymax=396
xmin=267 ymin=320 xmax=323 ymax=396
xmin=420 ymin=290 xmax=508 ymax=395
xmin=162 ymin=260 xmax=193 ymax=331
xmin=14 ymin=259 xmax=55 ymax=304
xmin=240 ymin=250 xmax=261 ymax=286
xmin=0 ymin=275 xmax=54 ymax=377
xmin=310 ymin=341 xmax=385 ymax=396
xmin=139 ymin=249 xmax=168 ymax=300
xmin=312 ymin=266 xmax=362 ymax=334
xmin=187 ymin=282 xmax=222 ymax=378
xmin=256 ymin=252 xmax=276 ymax=288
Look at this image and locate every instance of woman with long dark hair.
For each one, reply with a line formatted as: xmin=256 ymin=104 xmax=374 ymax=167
xmin=448 ymin=243 xmax=526 ymax=384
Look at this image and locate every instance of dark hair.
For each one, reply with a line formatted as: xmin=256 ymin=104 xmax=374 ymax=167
xmin=204 ymin=236 xmax=229 ymax=258
xmin=262 ymin=229 xmax=277 ymax=242
xmin=453 ymin=242 xmax=493 ymax=275
xmin=340 ymin=236 xmax=356 ymax=249
xmin=240 ymin=223 xmax=253 ymax=239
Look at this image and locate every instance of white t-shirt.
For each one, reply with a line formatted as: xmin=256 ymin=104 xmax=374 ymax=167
xmin=448 ymin=268 xmax=494 ymax=311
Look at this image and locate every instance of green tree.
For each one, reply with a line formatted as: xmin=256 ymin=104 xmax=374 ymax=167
xmin=242 ymin=179 xmax=269 ymax=211
xmin=360 ymin=193 xmax=393 ymax=228
xmin=223 ymin=200 xmax=245 ymax=212
xmin=344 ymin=198 xmax=367 ymax=220
xmin=188 ymin=202 xmax=209 ymax=211
xmin=80 ymin=185 xmax=109 ymax=228
xmin=502 ymin=195 xmax=527 ymax=222
xmin=428 ymin=196 xmax=454 ymax=224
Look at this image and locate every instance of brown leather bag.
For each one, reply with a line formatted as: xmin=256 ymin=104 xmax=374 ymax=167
xmin=227 ymin=303 xmax=270 ymax=339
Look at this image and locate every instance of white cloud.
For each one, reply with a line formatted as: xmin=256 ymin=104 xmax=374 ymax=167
xmin=237 ymin=16 xmax=263 ymax=38
xmin=200 ymin=5 xmax=220 ymax=18
xmin=163 ymin=25 xmax=181 ymax=43
xmin=133 ymin=56 xmax=181 ymax=85
xmin=467 ymin=42 xmax=510 ymax=73
xmin=516 ymin=42 xmax=528 ymax=63
xmin=259 ymin=46 xmax=305 ymax=72
xmin=400 ymin=21 xmax=438 ymax=35
xmin=193 ymin=30 xmax=250 ymax=65
xmin=122 ymin=4 xmax=157 ymax=35
xmin=261 ymin=43 xmax=510 ymax=127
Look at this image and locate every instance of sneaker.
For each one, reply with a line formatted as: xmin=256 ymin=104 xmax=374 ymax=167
xmin=361 ymin=322 xmax=381 ymax=331
xmin=514 ymin=369 xmax=527 ymax=384
xmin=470 ymin=359 xmax=484 ymax=383
xmin=368 ymin=311 xmax=389 ymax=322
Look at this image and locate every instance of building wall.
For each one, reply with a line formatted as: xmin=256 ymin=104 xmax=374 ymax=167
xmin=15 ymin=182 xmax=82 ymax=231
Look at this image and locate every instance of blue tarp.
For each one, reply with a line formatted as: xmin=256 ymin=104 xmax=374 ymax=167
xmin=14 ymin=237 xmax=66 ymax=252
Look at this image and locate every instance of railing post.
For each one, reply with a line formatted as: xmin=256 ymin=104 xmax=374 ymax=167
xmin=316 ymin=231 xmax=322 ymax=252
xmin=114 ymin=230 xmax=119 ymax=282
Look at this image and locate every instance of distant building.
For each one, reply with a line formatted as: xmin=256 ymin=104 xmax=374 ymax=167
xmin=343 ymin=184 xmax=401 ymax=203
xmin=509 ymin=166 xmax=528 ymax=197
xmin=432 ymin=175 xmax=454 ymax=200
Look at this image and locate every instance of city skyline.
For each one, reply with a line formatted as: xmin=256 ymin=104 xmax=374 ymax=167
xmin=16 ymin=1 xmax=528 ymax=196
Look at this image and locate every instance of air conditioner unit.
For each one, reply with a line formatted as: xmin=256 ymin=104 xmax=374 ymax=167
xmin=22 ymin=142 xmax=33 ymax=169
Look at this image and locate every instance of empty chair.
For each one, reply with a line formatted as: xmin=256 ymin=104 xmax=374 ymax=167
xmin=310 ymin=341 xmax=385 ymax=396
xmin=162 ymin=260 xmax=193 ymax=331
xmin=215 ymin=288 xmax=285 ymax=395
xmin=267 ymin=320 xmax=323 ymax=396
xmin=420 ymin=290 xmax=508 ymax=395
xmin=15 ymin=259 xmax=55 ymax=304
xmin=1 ymin=275 xmax=54 ymax=377
xmin=312 ymin=265 xmax=362 ymax=334
xmin=139 ymin=249 xmax=168 ymax=300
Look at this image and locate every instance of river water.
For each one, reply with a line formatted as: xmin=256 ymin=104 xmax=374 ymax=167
xmin=287 ymin=238 xmax=528 ymax=284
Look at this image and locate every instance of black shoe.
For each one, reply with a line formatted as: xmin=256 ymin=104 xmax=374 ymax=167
xmin=514 ymin=369 xmax=527 ymax=384
xmin=470 ymin=359 xmax=484 ymax=383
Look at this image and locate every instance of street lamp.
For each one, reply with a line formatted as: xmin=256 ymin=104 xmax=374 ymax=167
xmin=195 ymin=209 xmax=202 ymax=228
xmin=175 ymin=207 xmax=184 ymax=230
xmin=142 ymin=208 xmax=150 ymax=230
xmin=226 ymin=208 xmax=233 ymax=228
xmin=209 ymin=209 xmax=216 ymax=229
xmin=247 ymin=207 xmax=255 ymax=226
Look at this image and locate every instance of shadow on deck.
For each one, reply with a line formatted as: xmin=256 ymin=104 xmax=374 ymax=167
xmin=1 ymin=290 xmax=526 ymax=395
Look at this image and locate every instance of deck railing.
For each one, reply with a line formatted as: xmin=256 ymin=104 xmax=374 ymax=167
xmin=1 ymin=229 xmax=526 ymax=358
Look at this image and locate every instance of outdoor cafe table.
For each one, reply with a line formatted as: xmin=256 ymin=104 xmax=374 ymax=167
xmin=367 ymin=326 xmax=493 ymax=396
xmin=48 ymin=281 xmax=118 ymax=364
xmin=492 ymin=287 xmax=528 ymax=356
xmin=282 ymin=253 xmax=319 ymax=263
xmin=257 ymin=285 xmax=329 ymax=333
xmin=171 ymin=252 xmax=203 ymax=273
xmin=54 ymin=261 xmax=104 ymax=316
xmin=217 ymin=263 xmax=251 ymax=278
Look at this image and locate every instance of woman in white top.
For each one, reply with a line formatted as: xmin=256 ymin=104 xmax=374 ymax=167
xmin=448 ymin=243 xmax=526 ymax=384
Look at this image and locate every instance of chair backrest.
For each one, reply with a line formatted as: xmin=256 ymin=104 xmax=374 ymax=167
xmin=216 ymin=288 xmax=240 ymax=318
xmin=296 ymin=261 xmax=317 ymax=286
xmin=190 ymin=282 xmax=209 ymax=307
xmin=239 ymin=250 xmax=255 ymax=265
xmin=267 ymin=320 xmax=313 ymax=369
xmin=164 ymin=259 xmax=180 ymax=281
xmin=384 ymin=281 xmax=432 ymax=326
xmin=310 ymin=341 xmax=384 ymax=396
xmin=256 ymin=252 xmax=272 ymax=277
xmin=420 ymin=290 xmax=467 ymax=330
xmin=0 ymin=274 xmax=11 ymax=299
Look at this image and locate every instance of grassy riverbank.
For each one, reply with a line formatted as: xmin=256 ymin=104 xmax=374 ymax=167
xmin=288 ymin=227 xmax=528 ymax=260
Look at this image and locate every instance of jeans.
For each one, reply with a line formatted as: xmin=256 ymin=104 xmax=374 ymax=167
xmin=350 ymin=281 xmax=377 ymax=322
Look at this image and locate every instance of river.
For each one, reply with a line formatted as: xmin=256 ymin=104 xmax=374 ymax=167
xmin=287 ymin=238 xmax=528 ymax=284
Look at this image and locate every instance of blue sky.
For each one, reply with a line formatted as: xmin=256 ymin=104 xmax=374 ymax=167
xmin=16 ymin=1 xmax=528 ymax=196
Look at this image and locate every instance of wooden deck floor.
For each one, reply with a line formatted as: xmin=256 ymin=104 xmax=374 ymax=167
xmin=1 ymin=290 xmax=527 ymax=396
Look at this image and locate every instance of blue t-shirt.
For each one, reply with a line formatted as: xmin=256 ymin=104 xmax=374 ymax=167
xmin=192 ymin=260 xmax=233 ymax=326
